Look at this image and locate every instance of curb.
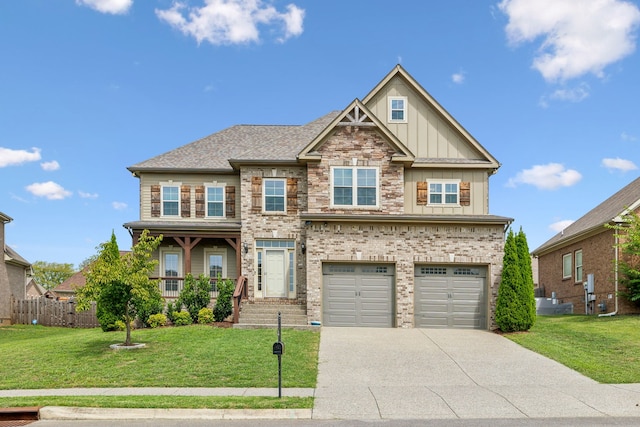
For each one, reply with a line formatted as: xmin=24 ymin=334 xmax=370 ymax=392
xmin=39 ymin=406 xmax=313 ymax=420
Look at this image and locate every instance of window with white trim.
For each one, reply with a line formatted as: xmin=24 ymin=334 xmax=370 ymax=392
xmin=332 ymin=166 xmax=378 ymax=207
xmin=388 ymin=96 xmax=407 ymax=123
xmin=205 ymin=249 xmax=226 ymax=293
xmin=562 ymin=253 xmax=572 ymax=280
xmin=575 ymin=250 xmax=583 ymax=282
xmin=161 ymin=249 xmax=182 ymax=293
xmin=263 ymin=179 xmax=285 ymax=212
xmin=162 ymin=185 xmax=179 ymax=216
xmin=206 ymin=186 xmax=225 ymax=217
xmin=429 ymin=181 xmax=459 ymax=205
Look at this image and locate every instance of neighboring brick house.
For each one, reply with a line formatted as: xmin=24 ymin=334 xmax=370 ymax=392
xmin=532 ymin=177 xmax=640 ymax=315
xmin=124 ymin=65 xmax=512 ymax=329
xmin=0 ymin=212 xmax=32 ymax=324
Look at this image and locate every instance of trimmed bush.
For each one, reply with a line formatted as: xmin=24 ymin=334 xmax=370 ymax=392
xmin=178 ymin=273 xmax=211 ymax=322
xmin=198 ymin=307 xmax=214 ymax=324
xmin=213 ymin=277 xmax=235 ymax=322
xmin=147 ymin=313 xmax=168 ymax=328
xmin=172 ymin=311 xmax=193 ymax=326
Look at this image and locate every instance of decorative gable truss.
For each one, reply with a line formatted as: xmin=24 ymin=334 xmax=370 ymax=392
xmin=151 ymin=184 xmax=236 ymax=218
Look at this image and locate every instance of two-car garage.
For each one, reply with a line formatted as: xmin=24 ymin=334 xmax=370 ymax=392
xmin=322 ymin=263 xmax=487 ymax=329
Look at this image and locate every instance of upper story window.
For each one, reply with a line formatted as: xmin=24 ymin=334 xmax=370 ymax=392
xmin=206 ymin=186 xmax=225 ymax=217
xmin=575 ymin=250 xmax=583 ymax=282
xmin=162 ymin=185 xmax=179 ymax=216
xmin=264 ymin=179 xmax=286 ymax=212
xmin=429 ymin=181 xmax=459 ymax=205
xmin=562 ymin=253 xmax=572 ymax=280
xmin=332 ymin=166 xmax=378 ymax=207
xmin=388 ymin=96 xmax=407 ymax=123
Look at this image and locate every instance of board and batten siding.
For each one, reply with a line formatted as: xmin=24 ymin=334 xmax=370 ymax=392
xmin=139 ymin=173 xmax=241 ymax=221
xmin=404 ymin=170 xmax=488 ymax=215
xmin=364 ymin=76 xmax=483 ymax=161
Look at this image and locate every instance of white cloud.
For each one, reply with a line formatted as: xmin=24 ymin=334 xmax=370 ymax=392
xmin=602 ymin=157 xmax=638 ymax=172
xmin=26 ymin=181 xmax=72 ymax=200
xmin=76 ymin=0 xmax=132 ymax=15
xmin=550 ymin=219 xmax=574 ymax=233
xmin=452 ymin=71 xmax=465 ymax=84
xmin=79 ymin=191 xmax=99 ymax=199
xmin=550 ymin=83 xmax=590 ymax=102
xmin=506 ymin=163 xmax=582 ymax=190
xmin=621 ymin=132 xmax=637 ymax=142
xmin=155 ymin=0 xmax=305 ymax=45
xmin=112 ymin=201 xmax=127 ymax=210
xmin=0 ymin=147 xmax=41 ymax=167
xmin=41 ymin=160 xmax=60 ymax=171
xmin=499 ymin=0 xmax=640 ymax=82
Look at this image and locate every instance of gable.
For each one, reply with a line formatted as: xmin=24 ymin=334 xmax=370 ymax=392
xmin=362 ymin=65 xmax=499 ymax=170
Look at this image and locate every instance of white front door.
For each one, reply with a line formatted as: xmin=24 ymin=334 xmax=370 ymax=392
xmin=265 ymin=249 xmax=286 ymax=297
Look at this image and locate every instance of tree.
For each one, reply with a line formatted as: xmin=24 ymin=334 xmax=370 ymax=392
xmin=606 ymin=211 xmax=640 ymax=305
xmin=31 ymin=261 xmax=75 ymax=290
xmin=515 ymin=227 xmax=536 ymax=328
xmin=76 ymin=230 xmax=163 ymax=346
xmin=495 ymin=228 xmax=535 ymax=332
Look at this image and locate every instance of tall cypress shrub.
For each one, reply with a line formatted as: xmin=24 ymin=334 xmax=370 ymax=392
xmin=515 ymin=227 xmax=536 ymax=329
xmin=495 ymin=228 xmax=529 ymax=332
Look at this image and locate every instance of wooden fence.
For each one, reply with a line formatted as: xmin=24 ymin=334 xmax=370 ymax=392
xmin=11 ymin=297 xmax=99 ymax=328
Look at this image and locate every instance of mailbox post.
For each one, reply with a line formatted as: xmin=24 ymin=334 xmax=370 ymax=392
xmin=272 ymin=311 xmax=284 ymax=398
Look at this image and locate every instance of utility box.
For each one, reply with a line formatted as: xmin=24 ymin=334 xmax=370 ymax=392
xmin=586 ymin=274 xmax=595 ymax=294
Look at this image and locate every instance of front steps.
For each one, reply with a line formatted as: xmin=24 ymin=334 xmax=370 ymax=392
xmin=234 ymin=302 xmax=315 ymax=330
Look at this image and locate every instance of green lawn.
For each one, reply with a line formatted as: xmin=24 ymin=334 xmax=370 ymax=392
xmin=0 ymin=324 xmax=319 ymax=408
xmin=504 ymin=315 xmax=640 ymax=383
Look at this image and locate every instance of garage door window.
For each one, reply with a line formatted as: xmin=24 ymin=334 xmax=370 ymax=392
xmin=454 ymin=267 xmax=481 ymax=276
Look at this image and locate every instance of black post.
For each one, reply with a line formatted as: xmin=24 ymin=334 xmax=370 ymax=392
xmin=277 ymin=311 xmax=282 ymax=398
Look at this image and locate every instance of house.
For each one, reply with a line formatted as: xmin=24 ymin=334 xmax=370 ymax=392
xmin=532 ymin=176 xmax=640 ymax=315
xmin=26 ymin=278 xmax=49 ymax=299
xmin=124 ymin=65 xmax=512 ymax=329
xmin=0 ymin=212 xmax=32 ymax=324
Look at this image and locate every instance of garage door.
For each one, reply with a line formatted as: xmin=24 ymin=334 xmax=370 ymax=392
xmin=415 ymin=266 xmax=486 ymax=329
xmin=323 ymin=264 xmax=394 ymax=327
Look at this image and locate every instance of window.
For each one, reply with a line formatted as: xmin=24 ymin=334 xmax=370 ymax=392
xmin=263 ymin=179 xmax=285 ymax=212
xmin=332 ymin=167 xmax=378 ymax=207
xmin=205 ymin=250 xmax=226 ymax=293
xmin=562 ymin=253 xmax=572 ymax=280
xmin=388 ymin=96 xmax=407 ymax=122
xmin=162 ymin=250 xmax=181 ymax=292
xmin=575 ymin=250 xmax=583 ymax=282
xmin=429 ymin=181 xmax=459 ymax=205
xmin=162 ymin=186 xmax=179 ymax=216
xmin=206 ymin=186 xmax=225 ymax=217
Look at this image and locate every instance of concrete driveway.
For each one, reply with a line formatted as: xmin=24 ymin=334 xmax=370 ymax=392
xmin=312 ymin=328 xmax=640 ymax=420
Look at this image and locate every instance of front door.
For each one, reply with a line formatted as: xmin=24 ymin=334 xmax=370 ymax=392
xmin=265 ymin=249 xmax=286 ymax=297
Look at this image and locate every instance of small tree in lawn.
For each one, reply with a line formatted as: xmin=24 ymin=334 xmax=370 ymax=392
xmin=515 ymin=227 xmax=537 ymax=329
xmin=495 ymin=228 xmax=532 ymax=332
xmin=76 ymin=230 xmax=162 ymax=346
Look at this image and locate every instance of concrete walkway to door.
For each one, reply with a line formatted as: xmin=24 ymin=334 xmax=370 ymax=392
xmin=312 ymin=327 xmax=640 ymax=420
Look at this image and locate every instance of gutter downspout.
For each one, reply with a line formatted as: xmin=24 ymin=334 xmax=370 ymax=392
xmin=599 ymin=231 xmax=619 ymax=317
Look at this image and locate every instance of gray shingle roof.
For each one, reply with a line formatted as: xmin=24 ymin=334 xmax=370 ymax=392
xmin=533 ymin=176 xmax=640 ymax=255
xmin=128 ymin=111 xmax=341 ymax=172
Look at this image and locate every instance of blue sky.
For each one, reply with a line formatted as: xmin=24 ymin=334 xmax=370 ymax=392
xmin=2 ymin=0 xmax=640 ymax=268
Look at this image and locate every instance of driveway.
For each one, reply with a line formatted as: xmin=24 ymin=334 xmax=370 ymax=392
xmin=312 ymin=328 xmax=640 ymax=420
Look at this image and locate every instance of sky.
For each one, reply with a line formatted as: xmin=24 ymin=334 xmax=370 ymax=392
xmin=2 ymin=0 xmax=640 ymax=269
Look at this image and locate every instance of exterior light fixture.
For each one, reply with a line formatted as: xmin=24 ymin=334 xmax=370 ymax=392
xmin=243 ymin=242 xmax=248 ymax=253
xmin=301 ymin=242 xmax=306 ymax=254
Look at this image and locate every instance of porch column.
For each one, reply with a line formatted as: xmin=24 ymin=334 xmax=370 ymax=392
xmin=173 ymin=236 xmax=202 ymax=275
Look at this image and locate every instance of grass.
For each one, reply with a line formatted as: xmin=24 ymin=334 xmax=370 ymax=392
xmin=0 ymin=324 xmax=319 ymax=408
xmin=504 ymin=315 xmax=640 ymax=383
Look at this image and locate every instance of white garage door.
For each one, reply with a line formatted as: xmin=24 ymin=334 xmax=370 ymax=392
xmin=323 ymin=264 xmax=394 ymax=327
xmin=415 ymin=266 xmax=486 ymax=329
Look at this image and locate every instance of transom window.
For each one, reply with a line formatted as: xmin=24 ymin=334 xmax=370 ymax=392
xmin=429 ymin=182 xmax=459 ymax=205
xmin=162 ymin=186 xmax=179 ymax=216
xmin=332 ymin=167 xmax=378 ymax=207
xmin=206 ymin=186 xmax=225 ymax=217
xmin=263 ymin=179 xmax=285 ymax=212
xmin=388 ymin=96 xmax=407 ymax=122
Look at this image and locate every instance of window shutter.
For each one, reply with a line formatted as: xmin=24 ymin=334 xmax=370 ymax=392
xmin=251 ymin=176 xmax=262 ymax=213
xmin=181 ymin=185 xmax=191 ymax=217
xmin=287 ymin=178 xmax=298 ymax=214
xmin=225 ymin=186 xmax=236 ymax=218
xmin=417 ymin=181 xmax=428 ymax=205
xmin=195 ymin=186 xmax=205 ymax=218
xmin=460 ymin=181 xmax=471 ymax=206
xmin=151 ymin=185 xmax=160 ymax=217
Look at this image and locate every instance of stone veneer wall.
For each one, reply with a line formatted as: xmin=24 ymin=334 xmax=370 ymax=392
xmin=240 ymin=166 xmax=308 ymax=303
xmin=305 ymin=222 xmax=506 ymax=329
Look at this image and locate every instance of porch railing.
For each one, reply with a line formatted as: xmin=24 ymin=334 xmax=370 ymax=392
xmin=155 ymin=277 xmax=236 ymax=300
xmin=233 ymin=275 xmax=247 ymax=323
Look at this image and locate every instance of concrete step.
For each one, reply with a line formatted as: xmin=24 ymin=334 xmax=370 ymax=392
xmin=236 ymin=303 xmax=308 ymax=328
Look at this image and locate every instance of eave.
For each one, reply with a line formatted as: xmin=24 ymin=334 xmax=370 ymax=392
xmin=532 ymin=223 xmax=612 ymax=257
xmin=123 ymin=221 xmax=241 ymax=237
xmin=128 ymin=167 xmax=236 ymax=177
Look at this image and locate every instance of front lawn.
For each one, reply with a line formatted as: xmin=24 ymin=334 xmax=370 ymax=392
xmin=504 ymin=315 xmax=640 ymax=383
xmin=0 ymin=325 xmax=319 ymax=389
